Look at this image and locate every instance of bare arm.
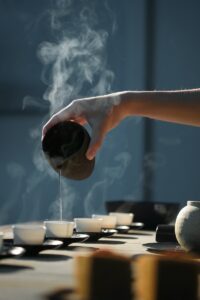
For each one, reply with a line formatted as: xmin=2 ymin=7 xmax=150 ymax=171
xmin=124 ymin=89 xmax=200 ymax=126
xmin=42 ymin=89 xmax=200 ymax=159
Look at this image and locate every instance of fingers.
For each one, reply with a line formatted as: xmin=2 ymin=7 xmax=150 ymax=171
xmin=86 ymin=123 xmax=106 ymax=160
xmin=42 ymin=114 xmax=60 ymax=140
xmin=42 ymin=101 xmax=86 ymax=139
xmin=42 ymin=97 xmax=109 ymax=160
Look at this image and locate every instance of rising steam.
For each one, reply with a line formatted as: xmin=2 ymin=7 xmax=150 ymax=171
xmin=17 ymin=1 xmax=135 ymax=221
xmin=37 ymin=0 xmax=114 ymax=115
xmin=36 ymin=0 xmax=117 ymax=219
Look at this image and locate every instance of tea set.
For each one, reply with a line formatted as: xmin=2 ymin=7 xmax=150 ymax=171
xmin=0 ymin=212 xmax=136 ymax=257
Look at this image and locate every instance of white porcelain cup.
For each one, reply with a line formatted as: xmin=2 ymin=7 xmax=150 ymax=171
xmin=109 ymin=212 xmax=134 ymax=226
xmin=92 ymin=214 xmax=117 ymax=229
xmin=44 ymin=221 xmax=74 ymax=238
xmin=0 ymin=232 xmax=4 ymax=252
xmin=74 ymin=218 xmax=103 ymax=233
xmin=12 ymin=224 xmax=46 ymax=245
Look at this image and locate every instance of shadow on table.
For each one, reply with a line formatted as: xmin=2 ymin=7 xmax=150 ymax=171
xmin=107 ymin=235 xmax=138 ymax=240
xmin=84 ymin=240 xmax=126 ymax=245
xmin=20 ymin=253 xmax=72 ymax=262
xmin=0 ymin=264 xmax=34 ymax=273
xmin=128 ymin=231 xmax=153 ymax=236
xmin=142 ymin=242 xmax=184 ymax=255
xmin=66 ymin=245 xmax=99 ymax=251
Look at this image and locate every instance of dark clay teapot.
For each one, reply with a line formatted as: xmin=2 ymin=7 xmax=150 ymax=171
xmin=42 ymin=121 xmax=95 ymax=180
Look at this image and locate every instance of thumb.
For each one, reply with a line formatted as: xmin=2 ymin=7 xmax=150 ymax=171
xmin=86 ymin=127 xmax=105 ymax=160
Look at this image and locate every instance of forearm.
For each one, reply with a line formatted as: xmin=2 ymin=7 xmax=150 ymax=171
xmin=120 ymin=89 xmax=200 ymax=126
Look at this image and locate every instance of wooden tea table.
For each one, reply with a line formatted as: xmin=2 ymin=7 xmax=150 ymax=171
xmin=0 ymin=224 xmax=175 ymax=300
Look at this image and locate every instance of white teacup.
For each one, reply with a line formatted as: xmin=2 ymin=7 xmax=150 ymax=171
xmin=44 ymin=221 xmax=74 ymax=238
xmin=92 ymin=214 xmax=117 ymax=229
xmin=109 ymin=212 xmax=134 ymax=226
xmin=74 ymin=218 xmax=103 ymax=233
xmin=0 ymin=232 xmax=4 ymax=252
xmin=12 ymin=224 xmax=46 ymax=245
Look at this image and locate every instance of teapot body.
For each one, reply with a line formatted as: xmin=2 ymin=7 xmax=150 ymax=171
xmin=42 ymin=121 xmax=95 ymax=180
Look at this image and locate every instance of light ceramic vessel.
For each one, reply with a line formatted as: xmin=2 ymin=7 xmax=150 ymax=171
xmin=74 ymin=218 xmax=103 ymax=233
xmin=109 ymin=212 xmax=134 ymax=226
xmin=44 ymin=221 xmax=74 ymax=238
xmin=175 ymin=201 xmax=200 ymax=251
xmin=92 ymin=214 xmax=117 ymax=229
xmin=0 ymin=232 xmax=4 ymax=252
xmin=12 ymin=224 xmax=46 ymax=245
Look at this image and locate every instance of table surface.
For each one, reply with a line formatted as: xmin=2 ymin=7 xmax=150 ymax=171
xmin=0 ymin=225 xmax=161 ymax=300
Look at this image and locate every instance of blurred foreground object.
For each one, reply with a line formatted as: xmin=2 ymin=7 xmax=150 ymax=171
xmin=134 ymin=255 xmax=199 ymax=300
xmin=75 ymin=250 xmax=132 ymax=300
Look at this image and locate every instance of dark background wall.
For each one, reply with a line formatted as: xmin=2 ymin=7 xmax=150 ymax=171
xmin=151 ymin=0 xmax=200 ymax=203
xmin=0 ymin=0 xmax=199 ymax=225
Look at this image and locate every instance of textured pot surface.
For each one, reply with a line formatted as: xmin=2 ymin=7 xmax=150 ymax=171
xmin=175 ymin=201 xmax=200 ymax=251
xmin=42 ymin=121 xmax=95 ymax=180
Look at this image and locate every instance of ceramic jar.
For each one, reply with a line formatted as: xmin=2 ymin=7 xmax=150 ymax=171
xmin=175 ymin=201 xmax=200 ymax=251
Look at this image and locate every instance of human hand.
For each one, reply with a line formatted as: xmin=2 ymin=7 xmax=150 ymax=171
xmin=42 ymin=92 xmax=126 ymax=160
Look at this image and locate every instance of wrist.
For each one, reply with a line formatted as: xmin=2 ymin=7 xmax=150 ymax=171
xmin=117 ymin=91 xmax=143 ymax=118
xmin=119 ymin=91 xmax=156 ymax=118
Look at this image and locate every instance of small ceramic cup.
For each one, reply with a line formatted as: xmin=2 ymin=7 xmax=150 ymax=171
xmin=0 ymin=232 xmax=4 ymax=252
xmin=92 ymin=214 xmax=117 ymax=229
xmin=109 ymin=212 xmax=134 ymax=226
xmin=12 ymin=224 xmax=46 ymax=245
xmin=44 ymin=221 xmax=74 ymax=238
xmin=74 ymin=218 xmax=103 ymax=233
